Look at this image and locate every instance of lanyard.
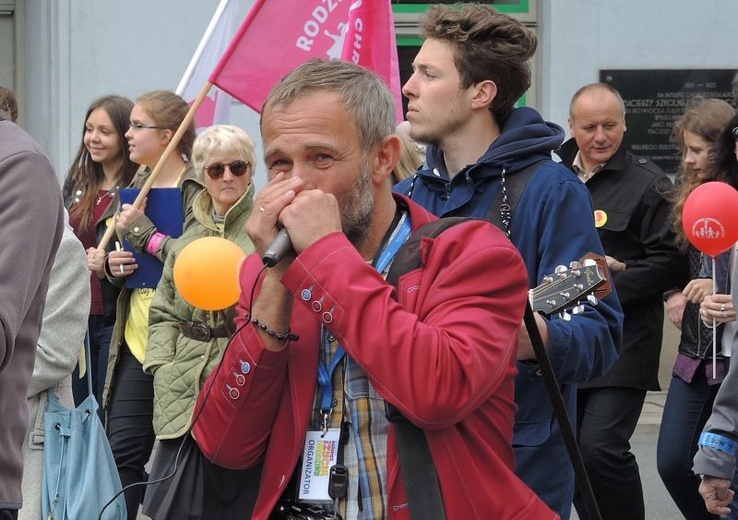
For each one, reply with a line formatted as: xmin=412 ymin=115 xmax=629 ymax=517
xmin=316 ymin=214 xmax=412 ymax=419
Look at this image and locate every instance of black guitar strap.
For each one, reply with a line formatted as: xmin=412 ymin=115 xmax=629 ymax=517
xmin=485 ymin=159 xmax=602 ymax=520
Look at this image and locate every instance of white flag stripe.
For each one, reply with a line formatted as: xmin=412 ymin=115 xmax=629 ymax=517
xmin=177 ymin=0 xmax=237 ymax=127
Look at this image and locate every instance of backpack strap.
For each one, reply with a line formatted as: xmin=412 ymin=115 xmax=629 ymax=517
xmin=385 ymin=216 xmax=471 ymax=520
xmin=387 ymin=216 xmax=471 ymax=287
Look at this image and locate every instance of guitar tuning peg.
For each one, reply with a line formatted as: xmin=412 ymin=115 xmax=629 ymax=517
xmin=554 ymin=265 xmax=567 ymax=275
xmin=569 ymin=261 xmax=582 ymax=269
xmin=571 ymin=304 xmax=585 ymax=315
xmin=558 ymin=310 xmax=572 ymax=321
xmin=543 ymin=275 xmax=554 ymax=284
xmin=587 ymin=294 xmax=598 ymax=306
xmin=582 ymin=258 xmax=597 ymax=267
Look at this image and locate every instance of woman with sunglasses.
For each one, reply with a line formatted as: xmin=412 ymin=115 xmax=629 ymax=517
xmin=657 ymin=99 xmax=737 ymax=520
xmin=139 ymin=125 xmax=258 ymax=519
xmin=62 ymin=95 xmax=138 ymax=412
xmin=102 ymin=90 xmax=203 ymax=519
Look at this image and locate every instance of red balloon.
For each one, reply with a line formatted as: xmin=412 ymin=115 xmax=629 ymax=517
xmin=682 ymin=181 xmax=738 ymax=256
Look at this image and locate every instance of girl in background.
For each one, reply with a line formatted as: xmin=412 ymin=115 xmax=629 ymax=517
xmin=658 ymin=98 xmax=736 ymax=519
xmin=103 ymin=90 xmax=202 ymax=519
xmin=63 ymin=94 xmax=138 ymax=410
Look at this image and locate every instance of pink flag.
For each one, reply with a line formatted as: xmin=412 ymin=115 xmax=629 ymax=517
xmin=209 ymin=0 xmax=402 ymax=117
xmin=177 ymin=0 xmax=238 ymax=128
xmin=341 ymin=0 xmax=403 ymax=120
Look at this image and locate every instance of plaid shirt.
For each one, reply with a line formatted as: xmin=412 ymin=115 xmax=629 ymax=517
xmin=310 ymin=213 xmax=409 ymax=519
xmin=312 ymin=330 xmax=389 ymax=520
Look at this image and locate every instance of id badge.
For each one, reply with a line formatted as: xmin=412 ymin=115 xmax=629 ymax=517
xmin=297 ymin=428 xmax=341 ymax=502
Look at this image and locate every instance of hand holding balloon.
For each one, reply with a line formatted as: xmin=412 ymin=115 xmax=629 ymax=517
xmin=173 ymin=237 xmax=245 ymax=311
xmin=682 ymin=181 xmax=738 ymax=256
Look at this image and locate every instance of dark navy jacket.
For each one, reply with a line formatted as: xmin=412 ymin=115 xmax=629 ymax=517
xmin=394 ymin=107 xmax=623 ymax=518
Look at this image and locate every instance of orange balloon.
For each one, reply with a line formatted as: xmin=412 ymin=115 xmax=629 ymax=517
xmin=173 ymin=236 xmax=245 ymax=311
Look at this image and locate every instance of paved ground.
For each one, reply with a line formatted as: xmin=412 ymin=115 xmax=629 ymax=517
xmin=572 ymin=390 xmax=684 ymax=520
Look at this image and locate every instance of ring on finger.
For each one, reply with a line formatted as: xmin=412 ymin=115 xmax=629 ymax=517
xmin=721 ymin=303 xmax=726 ymax=312
xmin=724 ymin=310 xmax=729 ymax=319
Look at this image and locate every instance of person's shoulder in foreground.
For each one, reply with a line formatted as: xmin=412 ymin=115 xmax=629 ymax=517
xmin=0 ymin=118 xmax=64 ymax=513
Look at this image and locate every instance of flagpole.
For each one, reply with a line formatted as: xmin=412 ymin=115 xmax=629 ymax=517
xmin=176 ymin=0 xmax=232 ymax=95
xmin=98 ymin=81 xmax=214 ymax=250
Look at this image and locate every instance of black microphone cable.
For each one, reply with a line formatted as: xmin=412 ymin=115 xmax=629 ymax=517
xmin=98 ymin=262 xmax=269 ymax=520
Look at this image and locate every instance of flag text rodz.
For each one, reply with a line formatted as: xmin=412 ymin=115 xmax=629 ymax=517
xmin=296 ymin=0 xmax=347 ymax=51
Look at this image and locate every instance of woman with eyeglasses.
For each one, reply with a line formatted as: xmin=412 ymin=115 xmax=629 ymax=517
xmin=138 ymin=125 xmax=257 ymax=519
xmin=61 ymin=95 xmax=139 ymax=413
xmin=657 ymin=98 xmax=737 ymax=520
xmin=102 ymin=90 xmax=203 ymax=520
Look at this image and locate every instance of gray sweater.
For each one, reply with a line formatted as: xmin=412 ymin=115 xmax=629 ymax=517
xmin=0 ymin=120 xmax=64 ymax=509
xmin=19 ymin=217 xmax=89 ymax=519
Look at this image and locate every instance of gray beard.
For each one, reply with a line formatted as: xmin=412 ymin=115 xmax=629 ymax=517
xmin=341 ymin=165 xmax=374 ymax=247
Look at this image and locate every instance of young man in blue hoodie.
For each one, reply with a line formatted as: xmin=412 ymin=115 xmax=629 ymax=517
xmin=394 ymin=4 xmax=623 ymax=518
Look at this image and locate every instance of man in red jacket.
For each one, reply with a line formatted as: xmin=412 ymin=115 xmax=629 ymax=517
xmin=193 ymin=59 xmax=557 ymax=520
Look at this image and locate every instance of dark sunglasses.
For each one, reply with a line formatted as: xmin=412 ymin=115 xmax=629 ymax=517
xmin=203 ymin=160 xmax=250 ymax=180
xmin=732 ymin=127 xmax=738 ymax=141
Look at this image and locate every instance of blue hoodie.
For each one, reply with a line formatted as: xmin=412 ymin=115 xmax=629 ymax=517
xmin=394 ymin=106 xmax=623 ymax=518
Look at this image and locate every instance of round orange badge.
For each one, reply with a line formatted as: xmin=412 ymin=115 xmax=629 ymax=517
xmin=594 ymin=210 xmax=607 ymax=228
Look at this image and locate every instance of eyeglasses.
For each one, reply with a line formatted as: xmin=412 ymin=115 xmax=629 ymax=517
xmin=732 ymin=127 xmax=738 ymax=141
xmin=128 ymin=122 xmax=165 ymax=131
xmin=203 ymin=160 xmax=250 ymax=180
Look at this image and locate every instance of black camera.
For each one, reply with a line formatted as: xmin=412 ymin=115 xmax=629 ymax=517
xmin=270 ymin=501 xmax=341 ymax=520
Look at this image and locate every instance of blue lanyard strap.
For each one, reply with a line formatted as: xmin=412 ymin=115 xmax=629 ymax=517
xmin=316 ymin=214 xmax=412 ymax=414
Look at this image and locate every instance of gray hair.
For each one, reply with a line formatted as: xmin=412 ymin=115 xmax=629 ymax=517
xmin=569 ymin=83 xmax=626 ymax=118
xmin=261 ymin=59 xmax=396 ymax=154
xmin=191 ymin=124 xmax=256 ymax=181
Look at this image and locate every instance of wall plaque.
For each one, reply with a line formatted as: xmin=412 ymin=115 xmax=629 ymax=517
xmin=600 ymin=69 xmax=736 ymax=174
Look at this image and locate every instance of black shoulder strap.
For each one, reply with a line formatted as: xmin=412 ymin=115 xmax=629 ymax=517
xmin=385 ymin=216 xmax=472 ymax=520
xmin=387 ymin=216 xmax=471 ymax=287
xmin=485 ymin=159 xmax=547 ymax=237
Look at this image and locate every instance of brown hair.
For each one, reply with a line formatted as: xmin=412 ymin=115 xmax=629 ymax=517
xmin=671 ymin=98 xmax=735 ymax=249
xmin=419 ymin=4 xmax=537 ymax=123
xmin=0 ymin=86 xmax=18 ymax=122
xmin=136 ymin=90 xmax=196 ymax=160
xmin=65 ymin=95 xmax=138 ymax=232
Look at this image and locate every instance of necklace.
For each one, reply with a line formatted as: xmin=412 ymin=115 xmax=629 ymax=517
xmin=96 ymin=185 xmax=118 ymax=206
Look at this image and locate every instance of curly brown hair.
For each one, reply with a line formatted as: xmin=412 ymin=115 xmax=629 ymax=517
xmin=671 ymin=98 xmax=735 ymax=249
xmin=419 ymin=3 xmax=537 ymax=124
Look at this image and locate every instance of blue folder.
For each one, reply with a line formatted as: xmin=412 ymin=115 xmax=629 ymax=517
xmin=118 ymin=188 xmax=184 ymax=289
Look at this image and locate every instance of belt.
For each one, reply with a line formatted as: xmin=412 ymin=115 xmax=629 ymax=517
xmin=179 ymin=321 xmax=231 ymax=341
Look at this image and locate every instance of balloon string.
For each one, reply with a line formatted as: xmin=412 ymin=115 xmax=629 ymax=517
xmin=712 ymin=255 xmax=717 ymax=381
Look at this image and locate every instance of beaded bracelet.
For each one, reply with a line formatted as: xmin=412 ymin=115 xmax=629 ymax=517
xmin=249 ymin=316 xmax=299 ymax=342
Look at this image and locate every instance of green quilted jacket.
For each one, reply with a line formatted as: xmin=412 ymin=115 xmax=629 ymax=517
xmin=143 ymin=184 xmax=255 ymax=439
